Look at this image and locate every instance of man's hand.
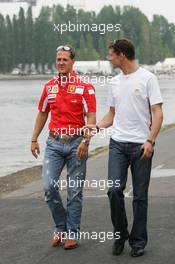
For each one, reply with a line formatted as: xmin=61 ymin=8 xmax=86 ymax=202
xmin=140 ymin=142 xmax=154 ymax=160
xmin=76 ymin=142 xmax=88 ymax=160
xmin=31 ymin=141 xmax=40 ymax=159
xmin=30 ymin=111 xmax=48 ymax=159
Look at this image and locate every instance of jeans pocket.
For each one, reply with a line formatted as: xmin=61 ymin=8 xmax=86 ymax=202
xmin=132 ymin=145 xmax=143 ymax=158
xmin=46 ymin=136 xmax=55 ymax=145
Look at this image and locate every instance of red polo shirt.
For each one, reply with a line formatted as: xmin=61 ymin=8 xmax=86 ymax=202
xmin=38 ymin=71 xmax=96 ymax=134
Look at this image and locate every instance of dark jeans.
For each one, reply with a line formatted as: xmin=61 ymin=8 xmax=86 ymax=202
xmin=107 ymin=138 xmax=153 ymax=249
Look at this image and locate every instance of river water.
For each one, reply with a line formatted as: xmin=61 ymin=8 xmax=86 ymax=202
xmin=0 ymin=77 xmax=174 ymax=177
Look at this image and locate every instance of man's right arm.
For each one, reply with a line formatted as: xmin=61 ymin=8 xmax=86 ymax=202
xmin=97 ymin=107 xmax=115 ymax=129
xmin=84 ymin=107 xmax=115 ymax=134
xmin=31 ymin=111 xmax=49 ymax=158
xmin=88 ymin=79 xmax=116 ymax=131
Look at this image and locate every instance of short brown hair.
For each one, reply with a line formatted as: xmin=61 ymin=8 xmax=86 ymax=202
xmin=108 ymin=38 xmax=135 ymax=60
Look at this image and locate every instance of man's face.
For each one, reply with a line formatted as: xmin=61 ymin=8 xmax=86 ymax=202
xmin=108 ymin=48 xmax=123 ymax=69
xmin=56 ymin=50 xmax=74 ymax=75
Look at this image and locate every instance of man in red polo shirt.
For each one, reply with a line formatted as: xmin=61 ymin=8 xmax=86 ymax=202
xmin=31 ymin=45 xmax=96 ymax=249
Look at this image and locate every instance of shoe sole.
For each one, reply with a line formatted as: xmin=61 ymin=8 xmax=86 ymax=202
xmin=131 ymin=251 xmax=144 ymax=257
xmin=64 ymin=244 xmax=78 ymax=250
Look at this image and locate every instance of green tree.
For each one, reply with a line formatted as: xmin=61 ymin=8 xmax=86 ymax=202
xmin=34 ymin=6 xmax=54 ymax=72
xmin=12 ymin=15 xmax=19 ymax=68
xmin=0 ymin=14 xmax=7 ymax=73
xmin=26 ymin=7 xmax=34 ymax=71
xmin=5 ymin=15 xmax=13 ymax=72
xmin=2 ymin=3 xmax=175 ymax=72
xmin=18 ymin=7 xmax=26 ymax=68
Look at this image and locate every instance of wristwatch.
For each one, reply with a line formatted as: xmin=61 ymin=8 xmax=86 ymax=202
xmin=146 ymin=139 xmax=155 ymax=146
xmin=81 ymin=138 xmax=90 ymax=146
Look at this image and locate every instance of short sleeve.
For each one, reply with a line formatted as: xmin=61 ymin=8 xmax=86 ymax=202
xmin=147 ymin=75 xmax=163 ymax=106
xmin=108 ymin=82 xmax=115 ymax=107
xmin=38 ymin=84 xmax=50 ymax=112
xmin=83 ymin=84 xmax=96 ymax=113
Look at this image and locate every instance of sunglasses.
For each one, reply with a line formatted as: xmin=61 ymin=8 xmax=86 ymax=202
xmin=56 ymin=45 xmax=75 ymax=59
xmin=56 ymin=45 xmax=71 ymax=51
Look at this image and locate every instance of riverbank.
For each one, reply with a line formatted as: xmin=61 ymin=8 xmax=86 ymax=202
xmin=0 ymin=74 xmax=54 ymax=81
xmin=1 ymin=73 xmax=175 ymax=81
xmin=0 ymin=124 xmax=174 ymax=197
xmin=0 ymin=72 xmax=109 ymax=81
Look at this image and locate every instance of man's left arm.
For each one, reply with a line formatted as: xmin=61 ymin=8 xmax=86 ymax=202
xmin=76 ymin=84 xmax=96 ymax=160
xmin=148 ymin=103 xmax=163 ymax=142
xmin=84 ymin=112 xmax=96 ymax=139
xmin=76 ymin=112 xmax=96 ymax=160
xmin=141 ymin=103 xmax=163 ymax=160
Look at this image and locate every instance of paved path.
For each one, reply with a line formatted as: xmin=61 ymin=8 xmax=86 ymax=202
xmin=1 ymin=127 xmax=175 ymax=264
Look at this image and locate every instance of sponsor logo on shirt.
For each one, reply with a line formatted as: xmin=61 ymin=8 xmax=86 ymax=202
xmin=75 ymin=86 xmax=84 ymax=95
xmin=48 ymin=94 xmax=57 ymax=99
xmin=51 ymin=85 xmax=59 ymax=93
xmin=88 ymin=89 xmax=95 ymax=95
xmin=133 ymin=88 xmax=141 ymax=95
xmin=67 ymin=85 xmax=76 ymax=93
xmin=71 ymin=99 xmax=78 ymax=103
xmin=47 ymin=86 xmax=52 ymax=93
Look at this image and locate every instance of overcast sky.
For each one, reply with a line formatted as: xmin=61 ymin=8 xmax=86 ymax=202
xmin=0 ymin=0 xmax=174 ymax=23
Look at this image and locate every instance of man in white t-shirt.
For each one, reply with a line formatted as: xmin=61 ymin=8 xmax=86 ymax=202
xmin=85 ymin=38 xmax=163 ymax=257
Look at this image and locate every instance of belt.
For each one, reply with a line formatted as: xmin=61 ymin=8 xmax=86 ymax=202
xmin=49 ymin=131 xmax=82 ymax=144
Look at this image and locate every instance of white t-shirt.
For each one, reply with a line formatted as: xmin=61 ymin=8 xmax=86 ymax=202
xmin=108 ymin=67 xmax=163 ymax=143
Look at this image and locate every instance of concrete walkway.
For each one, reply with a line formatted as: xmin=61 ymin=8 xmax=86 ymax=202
xmin=1 ymin=127 xmax=175 ymax=264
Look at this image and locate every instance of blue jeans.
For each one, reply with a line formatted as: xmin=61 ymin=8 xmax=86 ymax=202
xmin=42 ymin=135 xmax=87 ymax=239
xmin=108 ymin=138 xmax=153 ymax=249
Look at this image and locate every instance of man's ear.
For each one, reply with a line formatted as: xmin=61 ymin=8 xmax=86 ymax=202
xmin=120 ymin=52 xmax=125 ymax=58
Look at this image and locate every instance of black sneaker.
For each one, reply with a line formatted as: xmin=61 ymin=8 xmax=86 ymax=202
xmin=112 ymin=240 xmax=125 ymax=256
xmin=131 ymin=247 xmax=144 ymax=257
